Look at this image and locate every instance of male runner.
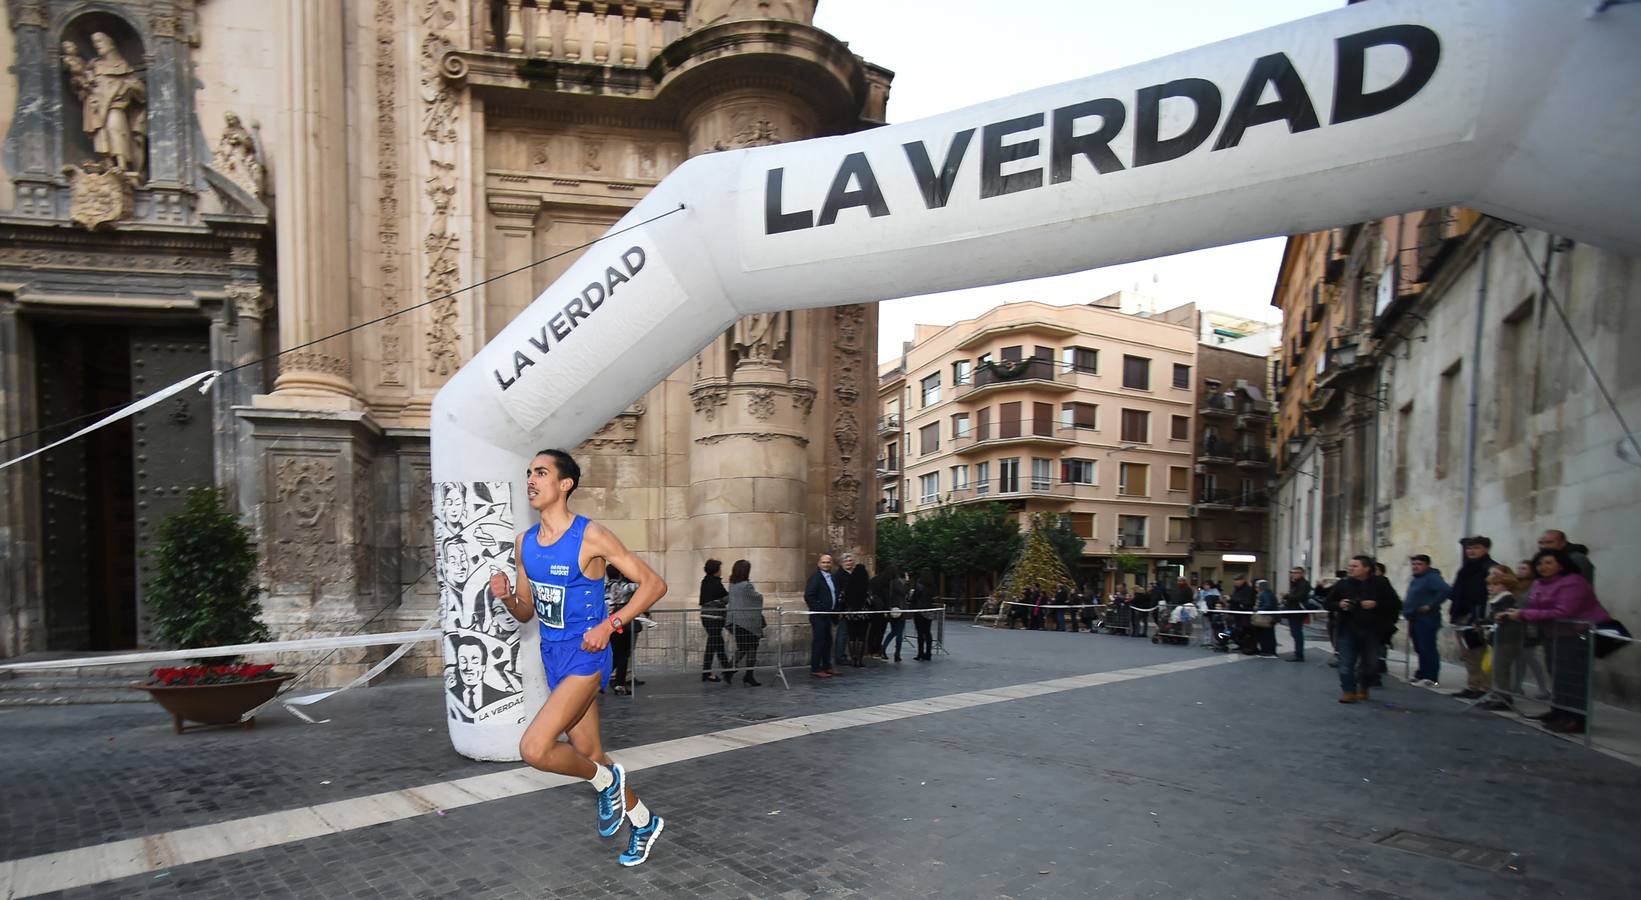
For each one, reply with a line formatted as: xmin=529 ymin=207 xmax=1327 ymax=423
xmin=489 ymin=448 xmax=667 ymax=866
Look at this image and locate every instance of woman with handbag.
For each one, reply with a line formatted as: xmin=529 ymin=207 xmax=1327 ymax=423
xmin=724 ymin=559 xmax=765 ymax=686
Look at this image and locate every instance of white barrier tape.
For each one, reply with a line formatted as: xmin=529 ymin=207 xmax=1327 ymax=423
xmin=243 ymin=613 xmax=440 ymax=725
xmin=0 ymin=369 xmax=220 ymax=472
xmin=1207 ymin=608 xmax=1317 ymax=616
xmin=1595 ymin=629 xmax=1635 ymax=643
xmin=0 ymin=627 xmax=440 ymax=672
xmin=775 ymin=607 xmax=945 ymax=617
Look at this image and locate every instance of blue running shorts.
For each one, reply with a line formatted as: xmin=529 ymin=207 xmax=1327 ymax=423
xmin=540 ymin=638 xmax=612 ymax=692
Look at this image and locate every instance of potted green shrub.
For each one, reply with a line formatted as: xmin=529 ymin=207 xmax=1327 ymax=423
xmin=134 ymin=485 xmax=292 ymax=732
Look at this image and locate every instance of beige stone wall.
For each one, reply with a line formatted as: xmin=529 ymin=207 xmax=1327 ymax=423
xmin=0 ymin=5 xmax=15 ymax=210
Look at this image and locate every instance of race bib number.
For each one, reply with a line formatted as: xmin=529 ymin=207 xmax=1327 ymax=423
xmin=531 ymin=580 xmax=566 ymax=629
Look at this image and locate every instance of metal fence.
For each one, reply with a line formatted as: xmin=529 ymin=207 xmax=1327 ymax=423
xmin=622 ymin=607 xmax=948 ymax=695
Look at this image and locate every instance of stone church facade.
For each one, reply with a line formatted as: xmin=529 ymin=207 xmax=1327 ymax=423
xmin=0 ymin=0 xmax=888 ymax=679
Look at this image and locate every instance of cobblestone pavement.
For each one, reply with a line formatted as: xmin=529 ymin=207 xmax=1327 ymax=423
xmin=4 ymin=626 xmax=1639 ymax=898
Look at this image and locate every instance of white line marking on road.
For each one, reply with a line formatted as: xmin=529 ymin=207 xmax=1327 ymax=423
xmin=0 ymin=653 xmax=1242 ymax=898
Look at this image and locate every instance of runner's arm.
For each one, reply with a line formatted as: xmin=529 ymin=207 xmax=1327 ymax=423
xmin=581 ymin=523 xmax=667 ymax=650
xmin=488 ymin=533 xmax=534 ymax=623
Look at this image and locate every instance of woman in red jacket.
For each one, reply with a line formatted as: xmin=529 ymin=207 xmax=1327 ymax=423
xmin=1498 ymin=548 xmax=1609 ymax=734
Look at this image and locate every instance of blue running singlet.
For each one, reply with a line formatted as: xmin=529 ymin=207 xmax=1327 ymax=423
xmin=521 ymin=515 xmax=606 ymax=642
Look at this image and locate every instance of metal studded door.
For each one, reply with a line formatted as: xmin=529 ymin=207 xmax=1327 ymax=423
xmin=35 ymin=326 xmax=92 ymax=650
xmin=131 ymin=328 xmax=216 ymax=645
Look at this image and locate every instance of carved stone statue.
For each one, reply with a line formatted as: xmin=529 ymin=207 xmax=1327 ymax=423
xmin=686 ymin=0 xmax=815 ymax=30
xmin=212 ymin=112 xmax=264 ymax=198
xmin=63 ymin=33 xmax=148 ymax=176
xmin=731 ymin=311 xmax=788 ymax=368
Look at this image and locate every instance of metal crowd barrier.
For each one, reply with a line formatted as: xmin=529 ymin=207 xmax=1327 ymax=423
xmin=623 ymin=606 xmax=948 ymax=694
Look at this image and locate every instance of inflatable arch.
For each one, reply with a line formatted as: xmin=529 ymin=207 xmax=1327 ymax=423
xmin=431 ymin=0 xmax=1641 ymax=760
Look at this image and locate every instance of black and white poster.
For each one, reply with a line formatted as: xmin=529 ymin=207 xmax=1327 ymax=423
xmin=435 ymin=481 xmax=528 ymax=725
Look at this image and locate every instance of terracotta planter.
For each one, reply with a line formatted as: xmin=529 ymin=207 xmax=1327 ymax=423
xmin=135 ymin=673 xmax=295 ymax=734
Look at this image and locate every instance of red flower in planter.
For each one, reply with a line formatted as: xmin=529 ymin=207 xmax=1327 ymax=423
xmin=146 ymin=663 xmax=280 ymax=686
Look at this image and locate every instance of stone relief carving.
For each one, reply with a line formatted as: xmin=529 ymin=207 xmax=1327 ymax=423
xmin=60 ymin=162 xmax=133 ymax=230
xmin=381 ymin=334 xmax=404 ymax=385
xmin=278 ymin=349 xmax=353 ymax=380
xmin=531 ymin=141 xmax=551 ymax=170
xmin=0 ymin=247 xmax=229 ymax=275
xmin=276 ymin=456 xmax=338 ymax=531
xmin=583 ymin=139 xmax=603 ymax=172
xmin=579 ymin=403 xmax=645 ymax=454
xmin=746 ymin=389 xmax=776 ymax=421
xmin=731 ymin=311 xmax=787 ymax=368
xmin=690 ymin=386 xmax=728 ymax=420
xmin=422 ymin=0 xmax=463 ymax=378
xmin=226 ymin=282 xmax=268 ymax=320
xmin=829 ymin=304 xmax=868 ymax=534
xmin=211 ymin=112 xmax=264 ymax=199
xmin=375 ymin=0 xmax=403 ymax=317
xmin=62 ymin=32 xmax=148 ymax=176
xmin=686 ymin=0 xmax=814 ymax=30
xmin=353 ymin=459 xmax=375 ymax=586
xmin=789 ymin=380 xmax=816 ymax=416
xmin=731 ymin=114 xmax=779 ymax=148
xmin=637 ymin=145 xmax=657 ymax=178
xmin=694 ymin=432 xmax=808 ymax=447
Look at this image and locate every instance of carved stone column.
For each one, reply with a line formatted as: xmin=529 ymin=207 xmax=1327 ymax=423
xmin=683 ymin=89 xmax=820 ymax=597
xmin=266 ymin=0 xmax=357 ymax=406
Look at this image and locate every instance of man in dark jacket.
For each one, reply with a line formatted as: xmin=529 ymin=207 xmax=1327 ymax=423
xmin=840 ymin=553 xmax=872 ymax=665
xmin=1325 ymin=555 xmax=1401 ymax=702
xmin=1538 ymin=530 xmax=1595 ymax=586
xmin=802 ymin=554 xmax=842 ymax=678
xmin=1447 ymin=536 xmax=1498 ymax=699
xmin=1404 ymin=555 xmax=1449 ymax=686
xmin=1282 ymin=567 xmax=1313 ymax=662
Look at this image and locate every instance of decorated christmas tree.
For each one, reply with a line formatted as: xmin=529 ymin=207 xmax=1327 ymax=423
xmin=996 ymin=524 xmax=1076 ymax=606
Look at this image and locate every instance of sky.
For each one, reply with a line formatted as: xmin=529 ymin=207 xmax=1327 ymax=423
xmin=808 ymin=0 xmax=1344 ymax=361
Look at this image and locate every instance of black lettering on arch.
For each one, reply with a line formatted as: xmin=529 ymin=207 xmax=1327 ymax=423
xmin=980 ymin=113 xmax=1045 ymax=198
xmin=1213 ymin=52 xmax=1320 ymax=151
xmin=1134 ymin=78 xmax=1221 ymax=167
xmin=903 ymin=129 xmax=975 ymax=209
xmin=1050 ymin=98 xmax=1126 ymax=183
xmin=1332 ymin=24 xmax=1441 ymax=125
xmin=816 ymin=152 xmax=890 ymax=227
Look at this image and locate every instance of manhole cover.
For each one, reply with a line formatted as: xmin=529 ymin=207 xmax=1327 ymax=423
xmin=1375 ymin=830 xmax=1522 ymax=874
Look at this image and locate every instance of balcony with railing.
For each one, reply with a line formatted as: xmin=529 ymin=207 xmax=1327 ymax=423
xmin=945 ymin=480 xmax=1076 ymax=504
xmin=876 ymin=499 xmax=901 ymax=517
xmin=479 ymin=1 xmax=684 ymax=68
xmin=1235 ymin=491 xmax=1270 ymax=511
xmin=876 ymin=454 xmax=900 ymax=478
xmin=954 ymin=358 xmax=1073 ymax=400
xmin=1197 ymin=488 xmax=1236 ymax=509
xmin=877 ymin=413 xmax=901 ymax=436
xmin=1234 ymin=447 xmax=1270 ymax=468
xmin=1199 ymin=391 xmax=1234 ymax=417
xmin=951 ymin=418 xmax=1075 ymax=456
xmin=1198 ymin=436 xmax=1235 ymax=464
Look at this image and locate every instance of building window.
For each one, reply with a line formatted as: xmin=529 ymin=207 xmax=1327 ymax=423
xmin=1395 ymin=401 xmax=1412 ymax=499
xmin=1172 ymin=363 xmax=1191 ymax=389
xmin=1168 ymin=466 xmax=1189 ymax=492
xmin=1437 ymin=361 xmax=1460 ymax=479
xmin=919 ymin=472 xmax=940 ymax=504
xmin=953 ymin=359 xmax=973 ymax=385
xmin=977 ymin=352 xmax=992 ymax=367
xmin=1240 ymin=478 xmax=1255 ymax=505
xmin=952 ymin=412 xmax=971 ymax=439
xmin=951 ymin=464 xmax=970 ymax=490
xmin=1171 ymin=414 xmax=1189 ymax=441
xmin=1033 ymin=345 xmax=1054 ymax=361
xmin=919 ymin=422 xmax=940 ymax=456
xmin=1071 ymin=512 xmax=1096 ymax=539
xmin=1033 ymin=402 xmax=1054 ymax=436
xmin=1001 ymin=345 xmax=1023 ymax=363
xmin=920 ymin=372 xmax=941 ymax=407
xmin=1498 ymin=297 xmax=1533 ymax=446
xmin=1123 ymin=355 xmax=1151 ymax=390
xmin=1119 ymin=462 xmax=1149 ymax=496
xmin=1119 ymin=515 xmax=1147 ymax=548
xmin=975 ymin=461 xmax=991 ymax=495
xmin=1167 ymin=517 xmax=1190 ymax=542
xmin=999 ymin=457 xmax=1020 ymax=493
xmin=1062 ymin=458 xmax=1096 ymax=484
xmin=999 ymin=401 xmax=1022 ymax=439
xmin=1031 ymin=457 xmax=1053 ymax=491
xmin=976 ymin=406 xmax=992 ymax=440
xmin=1063 ymin=345 xmax=1098 ymax=374
xmin=1121 ymin=409 xmax=1150 ymax=444
xmin=884 ymin=442 xmax=899 ymax=471
xmin=1061 ymin=401 xmax=1097 ymax=430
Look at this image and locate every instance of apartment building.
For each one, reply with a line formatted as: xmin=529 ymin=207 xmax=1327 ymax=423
xmin=878 ymin=296 xmax=1198 ymax=589
xmin=1191 ymin=343 xmax=1273 ymax=584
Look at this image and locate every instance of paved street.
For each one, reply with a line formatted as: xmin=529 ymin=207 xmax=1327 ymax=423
xmin=3 ymin=625 xmax=1639 ymax=899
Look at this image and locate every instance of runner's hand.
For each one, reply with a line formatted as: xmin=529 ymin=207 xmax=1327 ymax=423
xmin=582 ymin=622 xmax=612 ymax=652
xmin=488 ymin=571 xmax=510 ymax=598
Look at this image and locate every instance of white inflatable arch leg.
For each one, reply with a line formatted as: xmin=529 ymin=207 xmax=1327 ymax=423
xmin=431 ymin=0 xmax=1641 ymax=760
